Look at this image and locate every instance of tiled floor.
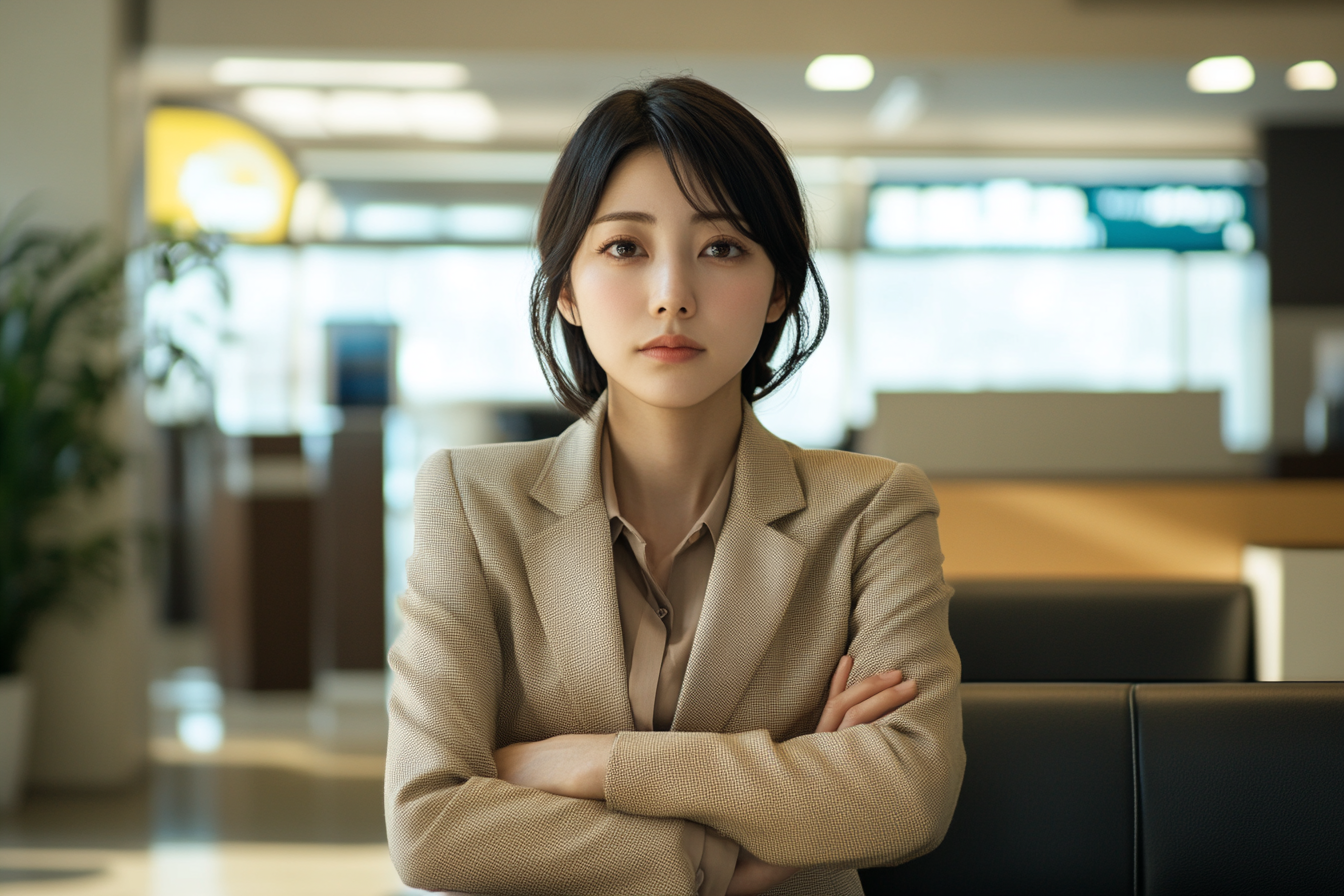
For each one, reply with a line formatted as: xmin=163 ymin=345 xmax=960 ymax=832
xmin=0 ymin=628 xmax=406 ymax=896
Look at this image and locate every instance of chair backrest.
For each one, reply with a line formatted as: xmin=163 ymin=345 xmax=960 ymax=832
xmin=1135 ymin=683 xmax=1344 ymax=896
xmin=862 ymin=683 xmax=1135 ymax=896
xmin=862 ymin=682 xmax=1344 ymax=896
xmin=950 ymin=580 xmax=1251 ymax=682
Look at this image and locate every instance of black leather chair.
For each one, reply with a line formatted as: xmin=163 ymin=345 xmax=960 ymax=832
xmin=950 ymin=581 xmax=1251 ymax=682
xmin=861 ymin=682 xmax=1344 ymax=895
xmin=1135 ymin=683 xmax=1344 ymax=895
xmin=861 ymin=683 xmax=1135 ymax=896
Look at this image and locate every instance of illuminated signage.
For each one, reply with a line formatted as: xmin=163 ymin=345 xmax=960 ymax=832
xmin=146 ymin=107 xmax=299 ymax=243
xmin=868 ymin=180 xmax=1256 ymax=252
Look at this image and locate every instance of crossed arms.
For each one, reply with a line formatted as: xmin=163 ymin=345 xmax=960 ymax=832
xmin=384 ymin=452 xmax=964 ymax=896
xmin=494 ymin=655 xmax=917 ymax=894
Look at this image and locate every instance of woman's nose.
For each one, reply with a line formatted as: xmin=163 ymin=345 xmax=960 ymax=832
xmin=648 ymin=256 xmax=696 ymax=319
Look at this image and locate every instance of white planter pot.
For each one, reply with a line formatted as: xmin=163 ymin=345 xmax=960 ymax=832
xmin=0 ymin=675 xmax=31 ymax=811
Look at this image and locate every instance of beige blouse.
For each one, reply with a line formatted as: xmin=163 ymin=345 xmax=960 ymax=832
xmin=602 ymin=427 xmax=741 ymax=896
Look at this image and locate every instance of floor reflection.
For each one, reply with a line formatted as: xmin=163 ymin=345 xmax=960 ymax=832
xmin=0 ymin=628 xmax=407 ymax=896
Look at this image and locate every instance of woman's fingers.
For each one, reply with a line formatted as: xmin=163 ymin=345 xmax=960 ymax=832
xmin=828 ymin=654 xmax=854 ymax=702
xmin=816 ymin=668 xmax=906 ymax=733
xmin=838 ymin=678 xmax=918 ymax=731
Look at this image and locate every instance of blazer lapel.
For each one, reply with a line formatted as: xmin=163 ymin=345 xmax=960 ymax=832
xmin=673 ymin=402 xmax=808 ymax=733
xmin=522 ymin=394 xmax=634 ymax=733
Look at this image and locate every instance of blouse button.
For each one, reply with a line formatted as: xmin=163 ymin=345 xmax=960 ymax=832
xmin=657 ymin=607 xmax=668 ymax=619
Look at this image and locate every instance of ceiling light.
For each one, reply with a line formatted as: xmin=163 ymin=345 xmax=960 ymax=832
xmin=1187 ymin=56 xmax=1255 ymax=94
xmin=806 ymin=55 xmax=875 ymax=91
xmin=239 ymin=89 xmax=500 ymax=142
xmin=405 ymin=92 xmax=499 ymax=142
xmin=1286 ymin=60 xmax=1337 ymax=91
xmin=323 ymin=90 xmax=412 ymax=136
xmin=212 ymin=57 xmax=468 ymax=89
xmin=239 ymin=88 xmax=327 ymax=137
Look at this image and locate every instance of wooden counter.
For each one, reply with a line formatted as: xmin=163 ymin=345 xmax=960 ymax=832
xmin=932 ymin=479 xmax=1344 ymax=581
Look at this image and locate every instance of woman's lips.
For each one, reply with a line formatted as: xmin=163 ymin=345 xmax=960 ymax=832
xmin=640 ymin=345 xmax=703 ymax=363
xmin=639 ymin=335 xmax=704 ymax=363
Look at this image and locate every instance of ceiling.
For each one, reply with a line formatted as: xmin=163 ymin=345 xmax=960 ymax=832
xmin=142 ymin=48 xmax=1344 ymax=158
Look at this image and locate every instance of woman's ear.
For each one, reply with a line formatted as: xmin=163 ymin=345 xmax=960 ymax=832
xmin=557 ymin=287 xmax=582 ymax=327
xmin=765 ymin=278 xmax=788 ymax=324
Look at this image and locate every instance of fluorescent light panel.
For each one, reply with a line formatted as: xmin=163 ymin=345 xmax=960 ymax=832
xmin=297 ymin=150 xmax=559 ymax=183
xmin=238 ymin=88 xmax=498 ymax=142
xmin=212 ymin=57 xmax=468 ymax=89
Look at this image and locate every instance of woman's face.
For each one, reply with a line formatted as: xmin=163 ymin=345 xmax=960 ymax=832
xmin=561 ymin=148 xmax=786 ymax=411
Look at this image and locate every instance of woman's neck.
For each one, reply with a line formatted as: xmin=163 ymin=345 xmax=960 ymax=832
xmin=605 ymin=378 xmax=742 ymax=570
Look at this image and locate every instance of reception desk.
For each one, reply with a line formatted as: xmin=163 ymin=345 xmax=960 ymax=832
xmin=933 ymin=479 xmax=1344 ymax=581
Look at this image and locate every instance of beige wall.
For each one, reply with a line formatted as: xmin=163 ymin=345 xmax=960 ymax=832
xmin=0 ymin=0 xmax=119 ymax=227
xmin=147 ymin=0 xmax=1344 ymax=59
xmin=0 ymin=0 xmax=148 ymax=789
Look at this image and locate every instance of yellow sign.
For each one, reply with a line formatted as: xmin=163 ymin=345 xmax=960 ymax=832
xmin=146 ymin=107 xmax=298 ymax=243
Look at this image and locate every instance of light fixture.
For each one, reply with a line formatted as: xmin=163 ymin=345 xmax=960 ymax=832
xmin=212 ymin=57 xmax=468 ymax=89
xmin=1286 ymin=60 xmax=1337 ymax=91
xmin=239 ymin=88 xmax=326 ymax=138
xmin=805 ymin=55 xmax=875 ymax=91
xmin=323 ymin=90 xmax=413 ymax=136
xmin=1187 ymin=56 xmax=1256 ymax=94
xmin=238 ymin=88 xmax=500 ymax=142
xmin=404 ymin=92 xmax=500 ymax=142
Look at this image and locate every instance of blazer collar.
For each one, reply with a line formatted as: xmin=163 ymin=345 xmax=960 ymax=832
xmin=528 ymin=392 xmax=608 ymax=518
xmin=732 ymin=399 xmax=807 ymax=525
xmin=528 ymin=391 xmax=806 ymax=525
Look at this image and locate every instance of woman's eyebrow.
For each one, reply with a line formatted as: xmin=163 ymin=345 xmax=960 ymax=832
xmin=590 ymin=211 xmax=655 ymax=225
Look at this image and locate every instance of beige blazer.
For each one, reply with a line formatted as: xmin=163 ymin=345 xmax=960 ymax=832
xmin=385 ymin=396 xmax=964 ymax=896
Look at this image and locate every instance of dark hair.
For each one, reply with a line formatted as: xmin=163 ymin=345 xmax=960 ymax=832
xmin=529 ymin=76 xmax=828 ymax=418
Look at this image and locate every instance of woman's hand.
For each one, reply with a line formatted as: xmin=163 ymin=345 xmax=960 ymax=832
xmin=495 ymin=656 xmax=916 ymax=893
xmin=727 ymin=848 xmax=799 ymax=895
xmin=816 ymin=654 xmax=918 ymax=733
xmin=726 ymin=656 xmax=919 ymax=893
xmin=493 ymin=733 xmax=615 ymax=800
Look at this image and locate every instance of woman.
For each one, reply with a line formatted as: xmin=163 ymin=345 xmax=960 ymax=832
xmin=385 ymin=77 xmax=964 ymax=896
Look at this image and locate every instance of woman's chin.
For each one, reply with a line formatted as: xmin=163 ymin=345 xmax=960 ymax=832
xmin=612 ymin=374 xmax=741 ymax=413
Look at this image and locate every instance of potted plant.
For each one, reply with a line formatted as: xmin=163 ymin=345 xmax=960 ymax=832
xmin=0 ymin=217 xmax=125 ymax=809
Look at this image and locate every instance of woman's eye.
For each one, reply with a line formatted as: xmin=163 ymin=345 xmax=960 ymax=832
xmin=705 ymin=240 xmax=742 ymax=259
xmin=605 ymin=240 xmax=640 ymax=258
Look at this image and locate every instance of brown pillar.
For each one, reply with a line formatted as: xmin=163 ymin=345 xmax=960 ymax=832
xmin=312 ymin=409 xmax=387 ymax=675
xmin=209 ymin=436 xmax=315 ymax=690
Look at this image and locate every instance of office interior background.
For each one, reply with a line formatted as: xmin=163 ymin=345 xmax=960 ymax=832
xmin=1 ymin=0 xmax=1343 ymax=894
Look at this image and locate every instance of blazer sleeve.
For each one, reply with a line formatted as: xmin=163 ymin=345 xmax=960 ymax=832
xmin=602 ymin=462 xmax=965 ymax=869
xmin=384 ymin=450 xmax=708 ymax=896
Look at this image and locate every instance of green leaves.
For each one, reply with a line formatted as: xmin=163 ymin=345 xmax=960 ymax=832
xmin=0 ymin=216 xmax=126 ymax=675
